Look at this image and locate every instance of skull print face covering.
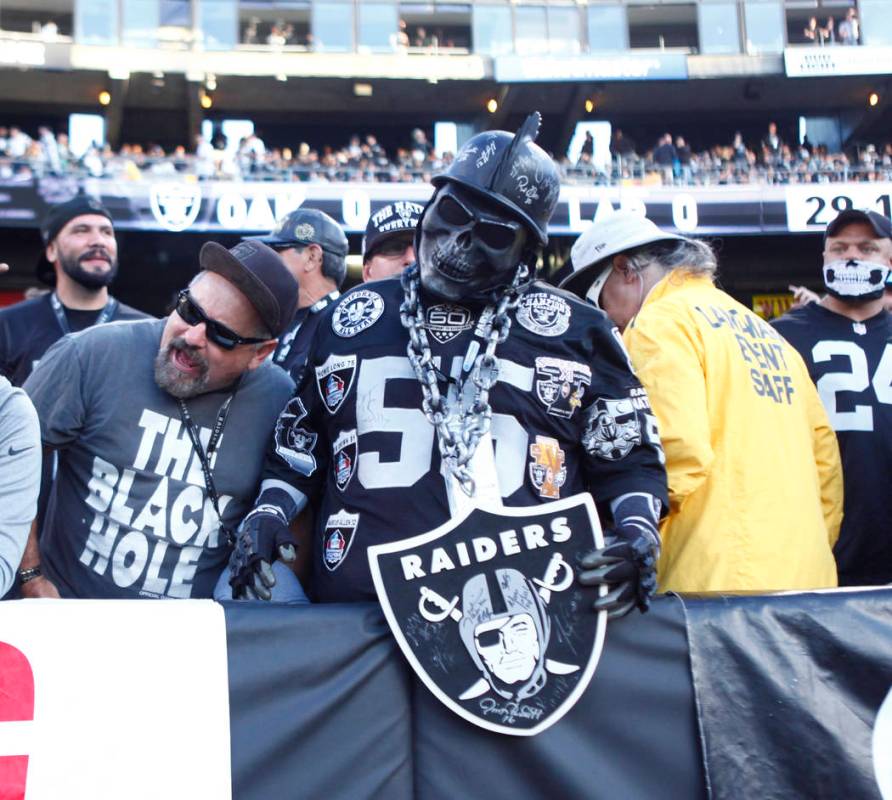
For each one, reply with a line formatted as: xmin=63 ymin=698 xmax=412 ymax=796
xmin=823 ymin=258 xmax=891 ymax=303
xmin=418 ymin=184 xmax=529 ymax=302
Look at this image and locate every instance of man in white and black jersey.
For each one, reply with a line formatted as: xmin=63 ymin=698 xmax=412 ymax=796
xmin=774 ymin=209 xmax=892 ymax=585
xmin=230 ymin=114 xmax=669 ymax=617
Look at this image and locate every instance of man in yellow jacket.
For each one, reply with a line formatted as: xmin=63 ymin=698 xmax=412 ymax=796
xmin=560 ymin=213 xmax=842 ymax=593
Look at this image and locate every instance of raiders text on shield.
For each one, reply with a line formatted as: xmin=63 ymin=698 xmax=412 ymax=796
xmin=149 ymin=182 xmax=203 ymax=232
xmin=315 ymin=354 xmax=357 ymax=414
xmin=368 ymin=495 xmax=606 ymax=736
xmin=323 ymin=509 xmax=359 ymax=571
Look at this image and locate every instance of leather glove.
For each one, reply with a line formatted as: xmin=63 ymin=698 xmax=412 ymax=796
xmin=229 ymin=503 xmax=297 ymax=601
xmin=577 ymin=522 xmax=659 ymax=618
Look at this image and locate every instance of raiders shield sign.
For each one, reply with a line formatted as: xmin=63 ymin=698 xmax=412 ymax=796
xmin=368 ymin=494 xmax=606 ymax=736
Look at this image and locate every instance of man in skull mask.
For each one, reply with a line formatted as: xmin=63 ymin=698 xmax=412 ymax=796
xmin=230 ymin=113 xmax=668 ymax=617
xmin=774 ymin=209 xmax=892 ymax=585
xmin=0 ymin=196 xmax=148 ymax=387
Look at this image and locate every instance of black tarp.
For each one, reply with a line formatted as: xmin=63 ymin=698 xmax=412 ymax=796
xmin=226 ymin=597 xmax=706 ymax=799
xmin=684 ymin=589 xmax=892 ymax=800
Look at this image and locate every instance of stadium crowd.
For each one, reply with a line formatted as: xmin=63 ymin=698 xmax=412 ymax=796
xmin=2 ymin=121 xmax=891 ymax=187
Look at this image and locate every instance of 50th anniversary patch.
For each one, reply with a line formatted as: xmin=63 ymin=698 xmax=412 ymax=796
xmin=368 ymin=494 xmax=606 ymax=736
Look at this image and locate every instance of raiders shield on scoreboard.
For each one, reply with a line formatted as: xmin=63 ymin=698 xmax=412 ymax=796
xmin=368 ymin=494 xmax=606 ymax=736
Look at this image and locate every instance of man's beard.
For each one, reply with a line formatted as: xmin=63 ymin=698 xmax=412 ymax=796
xmin=60 ymin=246 xmax=118 ymax=290
xmin=154 ymin=337 xmax=209 ymax=399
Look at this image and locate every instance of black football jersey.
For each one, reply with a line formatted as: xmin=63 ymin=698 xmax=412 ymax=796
xmin=262 ymin=277 xmax=668 ymax=602
xmin=0 ymin=293 xmax=150 ymax=386
xmin=774 ymin=303 xmax=892 ymax=584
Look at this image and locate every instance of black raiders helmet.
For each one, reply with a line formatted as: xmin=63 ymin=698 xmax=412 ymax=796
xmin=429 ymin=112 xmax=560 ymax=247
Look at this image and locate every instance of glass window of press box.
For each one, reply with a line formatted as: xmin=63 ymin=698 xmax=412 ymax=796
xmin=698 ymin=1 xmax=741 ymax=54
xmin=627 ymin=3 xmax=698 ymax=51
xmin=0 ymin=0 xmax=74 ymax=36
xmin=784 ymin=0 xmax=855 ymax=47
xmin=471 ymin=3 xmax=512 ymax=55
xmin=311 ymin=1 xmax=354 ymax=50
xmin=587 ymin=5 xmax=629 ymax=52
xmin=238 ymin=1 xmax=311 ymax=48
xmin=859 ymin=0 xmax=891 ymax=46
xmin=398 ymin=3 xmax=471 ymax=52
xmin=743 ymin=0 xmax=784 ymax=53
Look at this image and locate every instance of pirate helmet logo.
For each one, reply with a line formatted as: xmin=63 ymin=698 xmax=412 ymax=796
xmin=368 ymin=494 xmax=606 ymax=736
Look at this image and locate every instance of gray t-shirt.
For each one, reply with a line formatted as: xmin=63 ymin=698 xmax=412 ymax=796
xmin=0 ymin=376 xmax=41 ymax=595
xmin=24 ymin=318 xmax=294 ymax=599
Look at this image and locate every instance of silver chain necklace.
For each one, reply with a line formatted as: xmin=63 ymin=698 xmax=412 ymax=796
xmin=399 ymin=263 xmax=529 ymax=497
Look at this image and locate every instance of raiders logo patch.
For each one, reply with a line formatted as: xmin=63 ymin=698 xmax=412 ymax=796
xmin=367 ymin=493 xmax=607 ymax=736
xmin=323 ymin=509 xmax=359 ymax=571
xmin=332 ymin=290 xmax=385 ymax=338
xmin=332 ymin=429 xmax=358 ymax=492
xmin=274 ymin=397 xmax=318 ymax=476
xmin=516 ymin=293 xmax=571 ymax=337
xmin=426 ymin=304 xmax=474 ymax=344
xmin=535 ymin=358 xmax=592 ymax=419
xmin=582 ymin=396 xmax=642 ymax=461
xmin=528 ymin=436 xmax=567 ymax=499
xmin=315 ymin=354 xmax=357 ymax=415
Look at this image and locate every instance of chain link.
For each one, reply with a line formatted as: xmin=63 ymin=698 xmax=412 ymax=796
xmin=399 ymin=263 xmax=530 ymax=497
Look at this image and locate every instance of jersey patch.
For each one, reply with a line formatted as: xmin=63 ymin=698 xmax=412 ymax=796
xmin=534 ymin=357 xmax=592 ymax=419
xmin=274 ymin=397 xmax=318 ymax=476
xmin=516 ymin=293 xmax=571 ymax=337
xmin=332 ymin=290 xmax=385 ymax=337
xmin=315 ymin=354 xmax=357 ymax=415
xmin=528 ymin=436 xmax=567 ymax=499
xmin=426 ymin=304 xmax=474 ymax=344
xmin=582 ymin=397 xmax=642 ymax=461
xmin=323 ymin=509 xmax=359 ymax=571
xmin=333 ymin=429 xmax=358 ymax=492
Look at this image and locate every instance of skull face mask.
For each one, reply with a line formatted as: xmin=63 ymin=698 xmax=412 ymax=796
xmin=418 ymin=184 xmax=529 ymax=302
xmin=823 ymin=258 xmax=890 ymax=303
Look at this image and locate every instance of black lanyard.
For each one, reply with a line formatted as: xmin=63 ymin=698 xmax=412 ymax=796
xmin=50 ymin=292 xmax=118 ymax=335
xmin=176 ymin=384 xmax=240 ymax=547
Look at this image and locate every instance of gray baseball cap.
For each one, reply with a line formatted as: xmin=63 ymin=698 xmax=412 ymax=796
xmin=249 ymin=208 xmax=349 ymax=258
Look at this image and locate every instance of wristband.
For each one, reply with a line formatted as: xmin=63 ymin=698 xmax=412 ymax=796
xmin=17 ymin=566 xmax=42 ymax=585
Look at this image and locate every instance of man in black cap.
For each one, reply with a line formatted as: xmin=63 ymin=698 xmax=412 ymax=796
xmin=361 ymin=200 xmax=423 ymax=282
xmin=17 ymin=240 xmax=304 ymax=600
xmin=774 ymin=209 xmax=892 ymax=586
xmin=0 ymin=196 xmax=148 ymax=387
xmin=250 ymin=208 xmax=348 ymax=377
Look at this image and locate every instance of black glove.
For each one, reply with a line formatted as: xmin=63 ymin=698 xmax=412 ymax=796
xmin=578 ymin=523 xmax=659 ymax=618
xmin=229 ymin=503 xmax=297 ymax=601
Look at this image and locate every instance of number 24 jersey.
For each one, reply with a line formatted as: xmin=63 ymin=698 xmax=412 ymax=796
xmin=264 ymin=278 xmax=669 ymax=602
xmin=774 ymin=303 xmax=892 ymax=585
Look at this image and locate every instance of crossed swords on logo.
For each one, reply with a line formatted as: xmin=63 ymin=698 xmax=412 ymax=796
xmin=417 ymin=552 xmax=581 ymax=701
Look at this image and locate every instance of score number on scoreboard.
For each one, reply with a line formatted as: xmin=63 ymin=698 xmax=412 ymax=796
xmin=785 ymin=185 xmax=892 ymax=232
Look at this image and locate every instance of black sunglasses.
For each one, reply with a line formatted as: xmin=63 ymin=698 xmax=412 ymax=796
xmin=436 ymin=194 xmax=521 ymax=250
xmin=175 ymin=290 xmax=269 ymax=350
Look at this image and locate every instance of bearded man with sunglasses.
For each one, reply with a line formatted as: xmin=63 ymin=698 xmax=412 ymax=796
xmin=18 ymin=241 xmax=303 ymax=600
xmin=230 ymin=114 xmax=669 ymax=618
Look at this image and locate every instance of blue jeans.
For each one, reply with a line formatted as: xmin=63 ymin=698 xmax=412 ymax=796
xmin=213 ymin=560 xmax=310 ymax=604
